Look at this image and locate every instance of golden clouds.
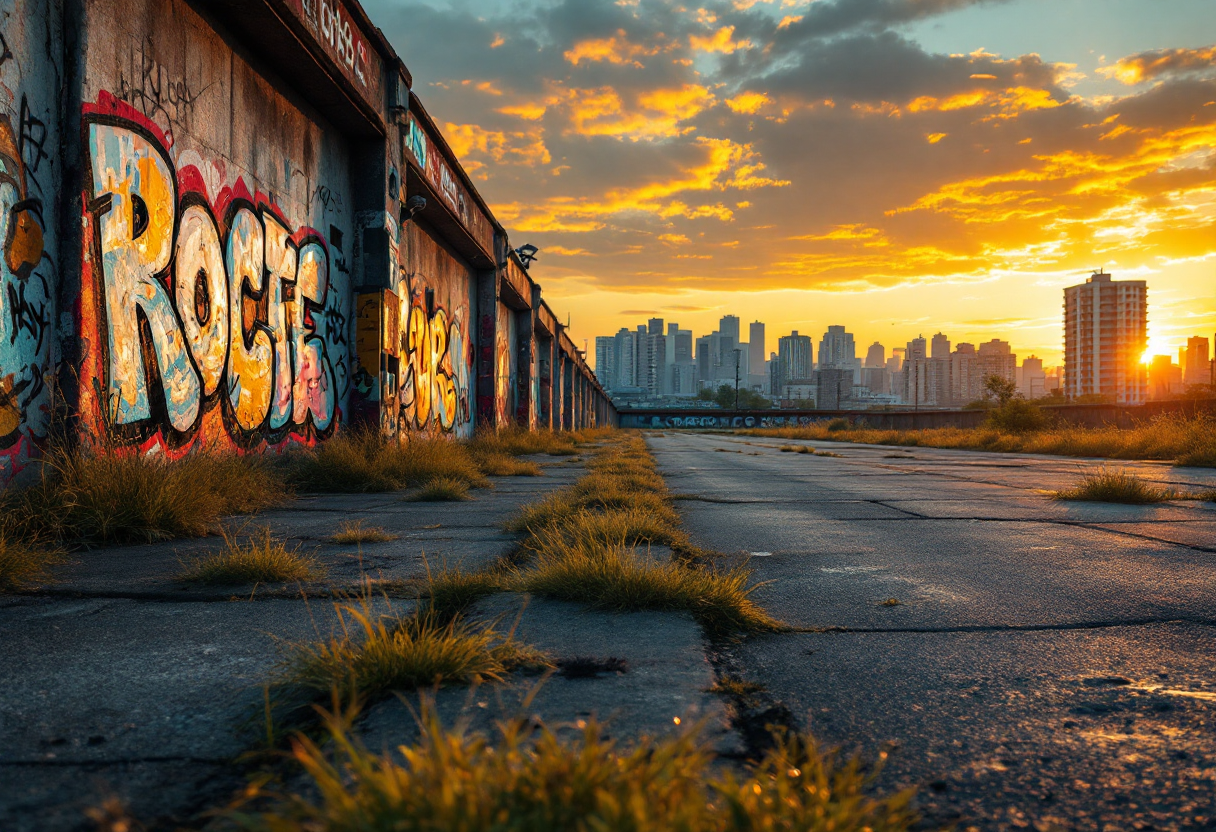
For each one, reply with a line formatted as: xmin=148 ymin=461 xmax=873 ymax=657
xmin=548 ymin=83 xmax=715 ymax=141
xmin=564 ymin=30 xmax=662 ymax=67
xmin=726 ymin=91 xmax=771 ymax=114
xmin=442 ymin=123 xmax=551 ymax=172
xmin=494 ymin=138 xmax=787 ymax=233
xmin=1100 ymin=45 xmax=1216 ymax=85
xmin=690 ymin=26 xmax=751 ymax=54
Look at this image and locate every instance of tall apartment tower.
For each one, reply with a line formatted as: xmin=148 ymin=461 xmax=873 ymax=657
xmin=594 ymin=336 xmax=617 ymax=390
xmin=1063 ymin=272 xmax=1147 ymax=404
xmin=748 ymin=321 xmax=766 ymax=376
xmin=978 ymin=339 xmax=1017 ymax=385
xmin=778 ymin=332 xmax=814 ymax=381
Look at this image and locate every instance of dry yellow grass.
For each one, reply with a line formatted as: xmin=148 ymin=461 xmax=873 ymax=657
xmin=331 ymin=520 xmax=398 ymax=545
xmin=235 ymin=698 xmax=915 ymax=832
xmin=282 ymin=600 xmax=546 ymax=700
xmin=1 ymin=447 xmax=286 ymax=546
xmin=180 ymin=526 xmax=324 ymax=585
xmin=475 ymin=452 xmax=543 ymax=477
xmin=403 ymin=477 xmax=473 ymax=502
xmin=1052 ymin=467 xmax=1178 ymax=504
xmin=740 ymin=411 xmax=1216 ymax=467
xmin=288 ymin=429 xmax=488 ymax=493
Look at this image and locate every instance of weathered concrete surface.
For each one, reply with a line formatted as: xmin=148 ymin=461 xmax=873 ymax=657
xmin=0 ymin=457 xmax=731 ymax=830
xmin=648 ymin=432 xmax=1216 ymax=831
xmin=361 ymin=595 xmax=732 ymax=755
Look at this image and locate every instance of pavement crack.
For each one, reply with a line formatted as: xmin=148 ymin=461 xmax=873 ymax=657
xmin=0 ymin=755 xmax=231 ymax=767
xmin=794 ymin=617 xmax=1216 ymax=635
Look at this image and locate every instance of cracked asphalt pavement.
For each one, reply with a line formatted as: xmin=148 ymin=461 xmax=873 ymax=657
xmin=648 ymin=431 xmax=1216 ymax=832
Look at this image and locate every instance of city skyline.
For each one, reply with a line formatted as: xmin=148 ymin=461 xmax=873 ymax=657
xmin=366 ymin=0 xmax=1216 ymax=367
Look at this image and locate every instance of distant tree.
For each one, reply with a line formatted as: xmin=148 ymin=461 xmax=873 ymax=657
xmin=695 ymin=387 xmax=717 ymax=403
xmin=983 ymin=374 xmax=1018 ymax=406
xmin=790 ymin=398 xmax=816 ymax=409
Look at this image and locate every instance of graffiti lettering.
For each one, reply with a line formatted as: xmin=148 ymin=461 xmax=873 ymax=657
xmin=398 ymin=275 xmax=470 ymax=433
xmin=117 ymin=40 xmax=205 ymax=147
xmin=17 ymin=95 xmax=47 ymax=192
xmin=0 ymin=32 xmax=12 ymax=67
xmin=86 ymin=117 xmax=338 ymax=442
xmin=313 ymin=184 xmax=344 ymax=215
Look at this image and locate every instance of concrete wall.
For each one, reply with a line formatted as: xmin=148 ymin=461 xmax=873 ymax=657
xmin=0 ymin=0 xmax=613 ymax=485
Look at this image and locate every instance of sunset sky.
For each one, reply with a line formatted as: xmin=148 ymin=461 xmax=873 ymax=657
xmin=366 ymin=0 xmax=1216 ymax=368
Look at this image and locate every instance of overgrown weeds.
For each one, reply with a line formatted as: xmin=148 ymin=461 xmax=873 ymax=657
xmin=1 ymin=447 xmax=286 ymax=547
xmin=281 ymin=600 xmax=545 ymax=701
xmin=288 ymin=429 xmax=488 ymax=493
xmin=500 ymin=434 xmax=784 ymax=635
xmin=476 ymin=452 xmax=542 ymax=477
xmin=233 ymin=698 xmax=916 ymax=832
xmin=404 ymin=477 xmax=473 ymax=502
xmin=0 ymin=535 xmax=63 ymax=591
xmin=1052 ymin=467 xmax=1178 ymax=504
xmin=739 ymin=411 xmax=1216 ymax=468
xmin=331 ymin=521 xmax=397 ymax=545
xmin=180 ymin=526 xmax=324 ymax=585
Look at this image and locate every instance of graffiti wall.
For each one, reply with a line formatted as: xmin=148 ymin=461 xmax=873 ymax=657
xmin=78 ymin=0 xmax=353 ymax=453
xmin=394 ymin=219 xmax=475 ymax=438
xmin=495 ymin=301 xmax=515 ymax=427
xmin=619 ymin=413 xmax=825 ymax=430
xmin=0 ymin=0 xmax=62 ymax=481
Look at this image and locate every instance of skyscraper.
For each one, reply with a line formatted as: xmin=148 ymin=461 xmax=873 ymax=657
xmin=719 ymin=315 xmax=740 ymax=345
xmin=931 ymin=332 xmax=951 ymax=360
xmin=978 ymin=339 xmax=1017 ymax=386
xmin=749 ymin=321 xmax=766 ymax=376
xmin=1184 ymin=336 xmax=1210 ymax=387
xmin=1020 ymin=356 xmax=1046 ymax=400
xmin=778 ymin=332 xmax=814 ymax=380
xmin=594 ymin=336 xmax=616 ymax=389
xmin=818 ymin=325 xmax=856 ymax=367
xmin=865 ymin=342 xmax=885 ymax=368
xmin=1064 ymin=272 xmax=1147 ymax=404
xmin=950 ymin=343 xmax=982 ymax=405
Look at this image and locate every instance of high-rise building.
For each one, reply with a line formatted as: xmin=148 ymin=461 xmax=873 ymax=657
xmin=613 ymin=327 xmax=639 ymax=390
xmin=778 ymin=332 xmax=814 ymax=381
xmin=931 ymin=332 xmax=951 ymax=360
xmin=978 ymin=339 xmax=1017 ymax=386
xmin=1064 ymin=272 xmax=1147 ymax=404
xmin=865 ymin=342 xmax=885 ymax=368
xmin=1184 ymin=336 xmax=1210 ymax=387
xmin=818 ymin=325 xmax=856 ymax=367
xmin=719 ymin=315 xmax=740 ymax=345
xmin=1149 ymin=355 xmax=1183 ymax=399
xmin=648 ymin=317 xmax=664 ymax=335
xmin=906 ymin=336 xmax=927 ymax=362
xmin=950 ymin=343 xmax=982 ymax=405
xmin=1020 ymin=356 xmax=1046 ymax=400
xmin=749 ymin=321 xmax=766 ymax=376
xmin=595 ymin=336 xmax=616 ymax=390
xmin=887 ymin=347 xmax=905 ymax=374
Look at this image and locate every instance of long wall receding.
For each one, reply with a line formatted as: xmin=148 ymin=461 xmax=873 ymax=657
xmin=0 ymin=0 xmax=614 ymax=483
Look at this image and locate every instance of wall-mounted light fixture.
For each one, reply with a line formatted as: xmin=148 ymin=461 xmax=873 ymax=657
xmin=515 ymin=243 xmax=539 ymax=270
xmin=404 ymin=195 xmax=427 ymax=222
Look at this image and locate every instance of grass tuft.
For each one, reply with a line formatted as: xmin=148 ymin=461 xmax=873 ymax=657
xmin=0 ymin=535 xmax=63 ymax=591
xmin=331 ymin=521 xmax=398 ymax=545
xmin=476 ymin=452 xmax=543 ymax=477
xmin=1052 ymin=467 xmax=1178 ymax=504
xmin=814 ymin=451 xmax=843 ymax=458
xmin=878 ymin=598 xmax=902 ymax=607
xmin=236 ymin=699 xmax=916 ymax=832
xmin=422 ymin=563 xmax=507 ymax=621
xmin=1 ymin=448 xmax=286 ymax=546
xmin=288 ymin=429 xmax=488 ymax=493
xmin=282 ymin=601 xmax=541 ymax=700
xmin=404 ymin=477 xmax=473 ymax=502
xmin=180 ymin=527 xmax=324 ymax=585
xmin=515 ymin=540 xmax=784 ymax=636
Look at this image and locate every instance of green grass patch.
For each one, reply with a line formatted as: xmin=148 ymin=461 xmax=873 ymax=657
xmin=331 ymin=520 xmax=397 ymax=545
xmin=404 ymin=477 xmax=473 ymax=502
xmin=180 ymin=526 xmax=324 ymax=585
xmin=1052 ymin=468 xmax=1178 ymax=504
xmin=235 ymin=700 xmax=916 ymax=832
